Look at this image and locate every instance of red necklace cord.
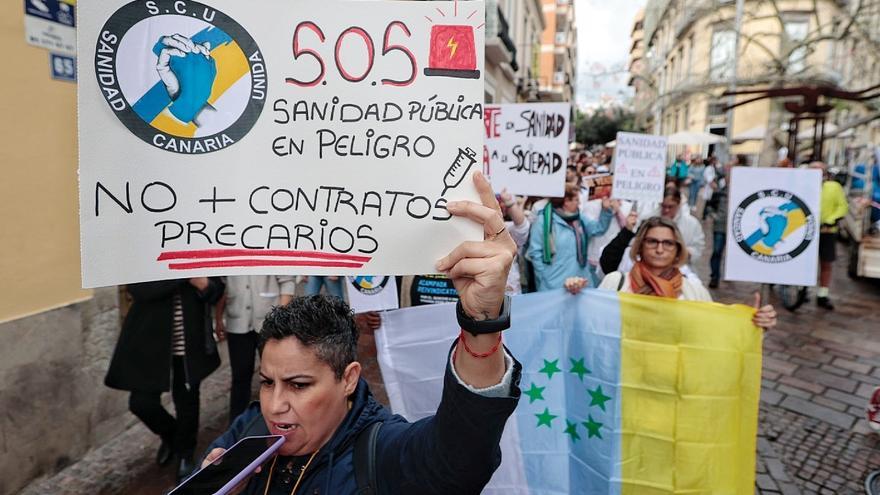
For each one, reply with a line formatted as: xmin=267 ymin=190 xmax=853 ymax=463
xmin=458 ymin=330 xmax=503 ymax=359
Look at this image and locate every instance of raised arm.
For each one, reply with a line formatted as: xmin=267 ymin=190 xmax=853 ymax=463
xmin=584 ymin=199 xmax=614 ymax=237
xmin=600 ymin=227 xmax=636 ymax=275
xmin=436 ymin=171 xmax=517 ymax=388
xmin=377 ymin=349 xmax=521 ymax=494
xmin=379 ymin=172 xmax=523 ymax=493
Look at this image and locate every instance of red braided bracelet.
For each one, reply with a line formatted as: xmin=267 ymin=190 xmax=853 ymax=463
xmin=458 ymin=330 xmax=503 ymax=358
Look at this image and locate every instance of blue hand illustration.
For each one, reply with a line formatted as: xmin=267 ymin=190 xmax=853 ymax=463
xmin=155 ymin=34 xmax=217 ymax=124
xmin=755 ymin=207 xmax=788 ymax=248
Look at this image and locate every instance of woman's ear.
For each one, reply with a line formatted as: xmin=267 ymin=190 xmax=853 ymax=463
xmin=676 ymin=244 xmax=688 ymax=266
xmin=342 ymin=361 xmax=361 ymax=396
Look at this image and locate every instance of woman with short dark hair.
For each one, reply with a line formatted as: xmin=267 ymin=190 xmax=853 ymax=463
xmin=200 ymin=173 xmax=523 ymax=495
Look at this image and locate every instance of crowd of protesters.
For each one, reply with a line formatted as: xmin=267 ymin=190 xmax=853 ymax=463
xmin=112 ymin=145 xmax=869 ymax=489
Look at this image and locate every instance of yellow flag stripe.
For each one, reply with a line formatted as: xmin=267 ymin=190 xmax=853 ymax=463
xmin=618 ymin=292 xmax=762 ymax=494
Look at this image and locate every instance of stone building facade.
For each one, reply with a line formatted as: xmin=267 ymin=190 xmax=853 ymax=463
xmin=628 ymin=0 xmax=879 ymax=164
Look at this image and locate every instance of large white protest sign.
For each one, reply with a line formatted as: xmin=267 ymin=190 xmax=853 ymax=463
xmin=725 ymin=167 xmax=822 ymax=286
xmin=78 ymin=0 xmax=485 ymax=288
xmin=484 ymin=103 xmax=569 ymax=197
xmin=345 ymin=275 xmax=399 ymax=313
xmin=610 ymin=131 xmax=667 ymax=204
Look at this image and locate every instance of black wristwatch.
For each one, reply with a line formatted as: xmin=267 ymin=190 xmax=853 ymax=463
xmin=456 ymin=295 xmax=511 ymax=336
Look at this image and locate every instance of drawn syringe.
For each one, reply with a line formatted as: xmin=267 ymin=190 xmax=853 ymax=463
xmin=441 ymin=147 xmax=478 ymax=196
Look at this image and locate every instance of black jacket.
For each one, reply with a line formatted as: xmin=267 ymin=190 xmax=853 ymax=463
xmin=105 ymin=278 xmax=224 ymax=392
xmin=599 ymin=228 xmax=636 ymax=275
xmin=206 ymin=344 xmax=522 ymax=494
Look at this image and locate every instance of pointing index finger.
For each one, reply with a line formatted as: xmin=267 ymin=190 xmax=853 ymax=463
xmin=473 ymin=171 xmax=501 ymax=214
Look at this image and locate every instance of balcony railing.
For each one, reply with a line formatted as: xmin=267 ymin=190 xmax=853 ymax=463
xmin=485 ymin=2 xmax=518 ymax=71
xmin=497 ymin=6 xmax=517 ymax=70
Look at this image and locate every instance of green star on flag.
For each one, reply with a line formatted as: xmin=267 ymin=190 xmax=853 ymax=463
xmin=564 ymin=420 xmax=581 ymax=442
xmin=569 ymin=357 xmax=591 ymax=381
xmin=583 ymin=415 xmax=603 ymax=439
xmin=588 ymin=385 xmax=612 ymax=411
xmin=539 ymin=359 xmax=562 ymax=380
xmin=523 ymin=383 xmax=546 ymax=404
xmin=535 ymin=407 xmax=557 ymax=428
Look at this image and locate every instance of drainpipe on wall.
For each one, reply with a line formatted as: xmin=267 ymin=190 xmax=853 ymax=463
xmin=724 ymin=0 xmax=745 ymax=163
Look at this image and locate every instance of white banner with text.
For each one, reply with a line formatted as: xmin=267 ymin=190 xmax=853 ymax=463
xmin=483 ymin=102 xmax=570 ymax=197
xmin=78 ymin=0 xmax=485 ymax=287
xmin=610 ymin=131 xmax=667 ymax=204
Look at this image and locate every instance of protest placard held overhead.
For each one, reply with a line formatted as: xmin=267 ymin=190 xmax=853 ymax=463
xmin=484 ymin=102 xmax=570 ymax=197
xmin=78 ymin=0 xmax=485 ymax=287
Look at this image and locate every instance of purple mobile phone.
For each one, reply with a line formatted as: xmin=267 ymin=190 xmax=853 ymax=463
xmin=168 ymin=435 xmax=284 ymax=495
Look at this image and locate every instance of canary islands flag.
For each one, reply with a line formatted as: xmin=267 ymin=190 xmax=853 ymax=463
xmin=375 ymin=289 xmax=762 ymax=494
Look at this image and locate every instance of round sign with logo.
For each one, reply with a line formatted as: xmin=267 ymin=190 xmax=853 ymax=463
xmin=95 ymin=0 xmax=266 ymax=154
xmin=348 ymin=276 xmax=391 ymax=296
xmin=731 ymin=189 xmax=816 ymax=263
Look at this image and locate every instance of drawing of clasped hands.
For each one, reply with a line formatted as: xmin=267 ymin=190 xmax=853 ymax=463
xmin=154 ymin=34 xmax=217 ymax=125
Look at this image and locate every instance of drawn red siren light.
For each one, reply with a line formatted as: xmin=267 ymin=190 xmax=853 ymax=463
xmin=424 ymin=24 xmax=480 ymax=79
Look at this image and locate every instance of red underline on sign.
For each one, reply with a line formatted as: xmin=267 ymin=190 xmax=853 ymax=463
xmin=167 ymin=259 xmax=366 ymax=270
xmin=157 ymin=249 xmax=372 ymax=263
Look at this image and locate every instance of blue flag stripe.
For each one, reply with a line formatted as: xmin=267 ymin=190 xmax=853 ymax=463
xmin=507 ymin=290 xmax=622 ymax=494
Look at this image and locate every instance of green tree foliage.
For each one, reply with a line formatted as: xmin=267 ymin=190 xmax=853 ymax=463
xmin=575 ymin=107 xmax=642 ymax=146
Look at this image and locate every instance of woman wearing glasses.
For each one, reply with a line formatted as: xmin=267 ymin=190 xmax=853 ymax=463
xmin=565 ymin=216 xmax=777 ymax=329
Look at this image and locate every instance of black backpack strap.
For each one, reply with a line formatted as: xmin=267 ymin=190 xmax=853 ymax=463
xmin=616 ymin=272 xmax=625 ymax=291
xmin=354 ymin=421 xmax=383 ymax=495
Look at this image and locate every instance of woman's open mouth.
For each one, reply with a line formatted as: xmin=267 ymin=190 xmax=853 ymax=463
xmin=271 ymin=422 xmax=299 ymax=436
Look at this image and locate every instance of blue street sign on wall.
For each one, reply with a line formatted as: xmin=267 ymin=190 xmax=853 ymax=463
xmin=50 ymin=53 xmax=76 ymax=82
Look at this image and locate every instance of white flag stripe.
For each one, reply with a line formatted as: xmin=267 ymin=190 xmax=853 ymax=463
xmin=376 ymin=301 xmax=530 ymax=493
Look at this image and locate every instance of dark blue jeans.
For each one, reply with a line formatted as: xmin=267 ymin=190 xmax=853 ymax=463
xmin=710 ymin=232 xmax=726 ymax=282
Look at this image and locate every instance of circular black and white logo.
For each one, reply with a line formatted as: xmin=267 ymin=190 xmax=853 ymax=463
xmin=348 ymin=276 xmax=391 ymax=296
xmin=731 ymin=189 xmax=816 ymax=263
xmin=95 ymin=0 xmax=266 ymax=154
